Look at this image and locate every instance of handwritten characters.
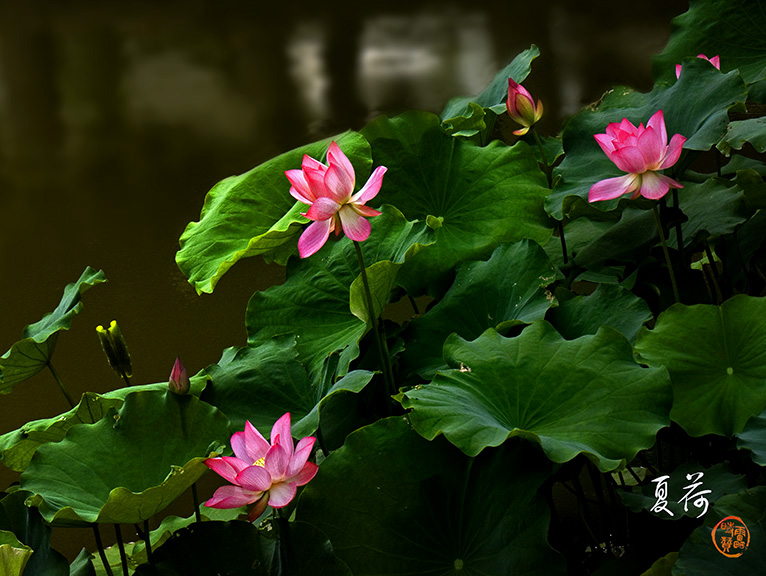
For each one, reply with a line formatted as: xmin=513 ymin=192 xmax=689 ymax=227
xmin=650 ymin=471 xmax=711 ymax=518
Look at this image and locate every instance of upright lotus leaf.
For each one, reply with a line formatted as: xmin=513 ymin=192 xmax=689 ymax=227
xmin=718 ymin=118 xmax=766 ymax=156
xmin=652 ymin=0 xmax=766 ymax=85
xmin=69 ymin=549 xmax=96 ymax=576
xmin=736 ymin=409 xmax=766 ymax=466
xmin=361 ymin=111 xmax=552 ymax=296
xmin=20 ymin=390 xmax=229 ymax=525
xmin=0 ymin=267 xmax=106 ymax=393
xmin=547 ymin=60 xmax=746 ymax=219
xmin=298 ymin=417 xmax=566 ymax=575
xmin=399 ymin=240 xmax=557 ymax=380
xmin=176 ymin=131 xmax=371 ymax=294
xmin=441 ymin=44 xmax=540 ymax=138
xmin=0 ymin=491 xmax=68 ymax=576
xmin=641 ymin=552 xmax=678 ymax=576
xmin=617 ymin=462 xmax=747 ymax=519
xmin=401 ymin=323 xmax=672 ymax=471
xmin=0 ymin=531 xmax=30 ymax=576
xmin=666 ymin=178 xmax=747 ymax=248
xmin=201 ymin=335 xmax=374 ymax=439
xmin=635 ymin=295 xmax=766 ymax=437
xmin=674 ymin=487 xmax=766 ymax=574
xmin=246 ymin=205 xmax=433 ymax=378
xmin=546 ymin=283 xmax=652 ymax=343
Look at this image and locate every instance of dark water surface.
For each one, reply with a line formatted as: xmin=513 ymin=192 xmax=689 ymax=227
xmin=0 ymin=0 xmax=687 ymax=558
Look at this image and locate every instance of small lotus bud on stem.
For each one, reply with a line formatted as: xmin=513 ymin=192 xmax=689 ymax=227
xmin=96 ymin=320 xmax=133 ymax=385
xmin=169 ymin=357 xmax=190 ymax=395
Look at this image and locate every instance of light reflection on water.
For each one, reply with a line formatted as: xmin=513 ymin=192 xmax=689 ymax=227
xmin=0 ymin=0 xmax=686 ymax=557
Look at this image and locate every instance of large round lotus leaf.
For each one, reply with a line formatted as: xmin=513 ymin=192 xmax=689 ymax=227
xmin=176 ymin=131 xmax=371 ymax=294
xmin=201 ymin=335 xmax=374 ymax=439
xmin=652 ymin=0 xmax=766 ymax=85
xmin=399 ymin=239 xmax=557 ymax=380
xmin=635 ymin=295 xmax=766 ymax=437
xmin=298 ymin=416 xmax=566 ymax=575
xmin=0 ymin=267 xmax=106 ymax=393
xmin=401 ymin=323 xmax=672 ymax=471
xmin=19 ymin=390 xmax=229 ymax=525
xmin=0 ymin=491 xmax=68 ymax=576
xmin=246 ymin=205 xmax=432 ymax=379
xmin=736 ymin=409 xmax=766 ymax=466
xmin=547 ymin=283 xmax=652 ymax=344
xmin=674 ymin=487 xmax=766 ymax=574
xmin=361 ymin=110 xmax=552 ymax=296
xmin=547 ymin=60 xmax=746 ymax=219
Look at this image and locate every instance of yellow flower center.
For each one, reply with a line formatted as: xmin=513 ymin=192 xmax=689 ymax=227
xmin=254 ymin=457 xmax=265 ymax=467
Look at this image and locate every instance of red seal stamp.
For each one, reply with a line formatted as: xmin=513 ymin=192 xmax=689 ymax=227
xmin=711 ymin=515 xmax=750 ymax=558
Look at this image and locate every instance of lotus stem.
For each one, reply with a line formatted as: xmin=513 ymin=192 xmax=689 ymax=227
xmin=92 ymin=524 xmax=115 ymax=576
xmin=192 ymin=483 xmax=202 ymax=523
xmin=652 ymin=204 xmax=680 ymax=303
xmin=531 ymin=127 xmax=568 ymax=265
xmin=705 ymin=240 xmax=723 ymax=305
xmin=353 ymin=241 xmax=395 ymax=406
xmin=144 ymin=519 xmax=153 ymax=561
xmin=113 ymin=524 xmax=129 ymax=576
xmin=671 ymin=190 xmax=685 ymax=268
xmin=47 ymin=361 xmax=76 ymax=409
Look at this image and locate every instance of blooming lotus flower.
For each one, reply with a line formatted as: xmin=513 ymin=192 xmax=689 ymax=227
xmin=675 ymin=54 xmax=720 ymax=79
xmin=589 ymin=110 xmax=686 ymax=202
xmin=168 ymin=357 xmax=190 ymax=395
xmin=286 ymin=142 xmax=387 ymax=258
xmin=506 ymin=78 xmax=543 ymax=136
xmin=204 ymin=413 xmax=318 ymax=521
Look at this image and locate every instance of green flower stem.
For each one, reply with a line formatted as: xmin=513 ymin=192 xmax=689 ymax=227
xmin=92 ymin=524 xmax=115 ymax=576
xmin=704 ymin=240 xmax=723 ymax=305
xmin=192 ymin=483 xmax=201 ymax=523
xmin=144 ymin=519 xmax=153 ymax=561
xmin=531 ymin=127 xmax=568 ymax=265
xmin=652 ymin=204 xmax=680 ymax=303
xmin=275 ymin=508 xmax=292 ymax=573
xmin=353 ymin=241 xmax=395 ymax=404
xmin=113 ymin=524 xmax=129 ymax=576
xmin=47 ymin=361 xmax=76 ymax=409
xmin=671 ymin=189 xmax=685 ymax=268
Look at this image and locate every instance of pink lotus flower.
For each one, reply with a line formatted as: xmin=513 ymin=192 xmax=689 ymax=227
xmin=168 ymin=357 xmax=190 ymax=395
xmin=286 ymin=142 xmax=387 ymax=258
xmin=675 ymin=54 xmax=720 ymax=79
xmin=506 ymin=78 xmax=544 ymax=136
xmin=589 ymin=110 xmax=686 ymax=202
xmin=204 ymin=413 xmax=318 ymax=521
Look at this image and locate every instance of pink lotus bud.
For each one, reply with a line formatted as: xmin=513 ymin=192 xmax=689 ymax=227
xmin=506 ymin=78 xmax=544 ymax=136
xmin=169 ymin=357 xmax=190 ymax=395
xmin=675 ymin=54 xmax=720 ymax=79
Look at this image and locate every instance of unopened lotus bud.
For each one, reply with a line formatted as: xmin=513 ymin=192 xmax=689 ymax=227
xmin=169 ymin=357 xmax=190 ymax=395
xmin=96 ymin=320 xmax=133 ymax=382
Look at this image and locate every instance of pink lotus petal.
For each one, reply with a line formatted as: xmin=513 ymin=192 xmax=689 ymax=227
xmin=637 ymin=126 xmax=664 ymax=167
xmin=675 ymin=64 xmax=683 ymax=79
xmin=305 ymin=197 xmax=341 ymax=221
xmin=271 ymin=413 xmax=294 ymax=458
xmin=242 ymin=421 xmax=270 ymax=462
xmin=512 ymin=126 xmax=531 ymax=136
xmin=290 ymin=461 xmax=319 ymax=486
xmin=352 ymin=204 xmax=383 ymax=218
xmin=658 ymin=133 xmax=686 ymax=169
xmin=637 ymin=171 xmax=671 ymax=199
xmin=646 ymin=111 xmax=667 ymax=148
xmin=708 ymin=55 xmax=720 ymax=69
xmin=610 ymin=146 xmax=648 ymax=174
xmin=287 ymin=436 xmax=316 ymax=477
xmin=338 ymin=206 xmax=372 ymax=242
xmin=327 ymin=142 xmax=356 ymax=188
xmin=589 ymin=174 xmax=640 ymax=202
xmin=298 ymin=219 xmax=332 ymax=258
xmin=594 ymin=133 xmax=616 ymax=156
xmin=268 ymin=482 xmax=298 ymax=508
xmin=351 ymin=166 xmax=388 ymax=204
xmin=286 ymin=169 xmax=314 ymax=204
xmin=247 ymin=494 xmax=270 ymax=521
xmin=264 ymin=443 xmax=289 ymax=480
xmin=236 ymin=465 xmax=273 ymax=492
xmin=205 ymin=456 xmax=249 ymax=484
xmin=205 ymin=485 xmax=263 ymax=509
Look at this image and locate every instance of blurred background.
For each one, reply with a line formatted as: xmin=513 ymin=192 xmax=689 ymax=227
xmin=0 ymin=0 xmax=687 ymax=559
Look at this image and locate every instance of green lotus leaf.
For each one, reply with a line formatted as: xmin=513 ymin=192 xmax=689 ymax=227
xmin=297 ymin=417 xmax=566 ymax=575
xmin=652 ymin=0 xmax=766 ymax=85
xmin=361 ymin=110 xmax=552 ymax=296
xmin=737 ymin=409 xmax=766 ymax=466
xmin=718 ymin=118 xmax=766 ymax=156
xmin=548 ymin=60 xmax=746 ymax=219
xmin=399 ymin=240 xmax=557 ymax=380
xmin=640 ymin=552 xmax=678 ymax=576
xmin=0 ymin=491 xmax=68 ymax=576
xmin=19 ymin=390 xmax=229 ymax=525
xmin=617 ymin=462 xmax=747 ymax=520
xmin=69 ymin=548 xmax=96 ymax=576
xmin=402 ymin=323 xmax=672 ymax=471
xmin=675 ymin=486 xmax=766 ymax=574
xmin=635 ymin=295 xmax=766 ymax=437
xmin=246 ymin=205 xmax=432 ymax=379
xmin=0 ymin=267 xmax=106 ymax=393
xmin=201 ymin=335 xmax=374 ymax=439
xmin=176 ymin=131 xmax=371 ymax=294
xmin=546 ymin=283 xmax=652 ymax=343
xmin=0 ymin=531 xmax=31 ymax=576
xmin=441 ymin=44 xmax=540 ymax=138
